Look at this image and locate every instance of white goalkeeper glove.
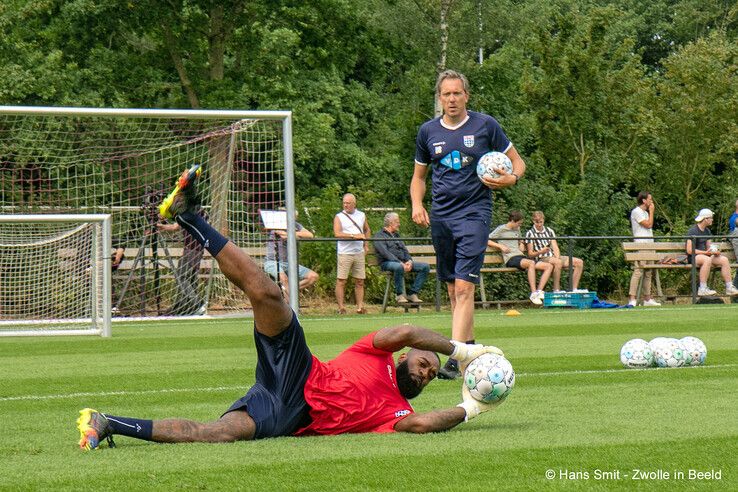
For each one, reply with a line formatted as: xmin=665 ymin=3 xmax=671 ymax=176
xmin=449 ymin=340 xmax=504 ymax=371
xmin=457 ymin=383 xmax=494 ymax=422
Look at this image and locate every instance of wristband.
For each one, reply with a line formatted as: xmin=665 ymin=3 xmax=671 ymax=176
xmin=449 ymin=340 xmax=466 ymax=360
xmin=457 ymin=401 xmax=480 ymax=422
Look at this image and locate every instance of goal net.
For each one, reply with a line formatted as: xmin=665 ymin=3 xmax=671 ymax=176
xmin=0 ymin=107 xmax=295 ymax=323
xmin=0 ymin=215 xmax=111 ymax=337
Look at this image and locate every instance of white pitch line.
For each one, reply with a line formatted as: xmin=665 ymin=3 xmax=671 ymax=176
xmin=517 ymin=363 xmax=738 ymax=377
xmin=0 ymin=385 xmax=249 ymax=403
xmin=3 ymin=364 xmax=736 ymax=403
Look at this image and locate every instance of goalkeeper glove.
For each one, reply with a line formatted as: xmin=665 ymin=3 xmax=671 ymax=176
xmin=449 ymin=340 xmax=504 ymax=371
xmin=457 ymin=383 xmax=494 ymax=422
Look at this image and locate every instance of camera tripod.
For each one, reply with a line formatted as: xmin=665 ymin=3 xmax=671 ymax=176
xmin=114 ymin=188 xmax=187 ymax=316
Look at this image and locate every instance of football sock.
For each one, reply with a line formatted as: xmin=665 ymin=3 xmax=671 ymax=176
xmin=104 ymin=414 xmax=153 ymax=441
xmin=175 ymin=210 xmax=229 ymax=257
xmin=465 ymin=339 xmax=475 ymax=345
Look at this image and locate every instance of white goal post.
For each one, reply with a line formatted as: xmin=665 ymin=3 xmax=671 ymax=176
xmin=0 ymin=214 xmax=112 ymax=337
xmin=0 ymin=106 xmax=299 ymax=324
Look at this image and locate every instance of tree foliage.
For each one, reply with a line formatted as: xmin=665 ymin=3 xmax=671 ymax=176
xmin=1 ymin=0 xmax=737 ymax=296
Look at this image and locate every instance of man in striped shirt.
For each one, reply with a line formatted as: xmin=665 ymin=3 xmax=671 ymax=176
xmin=524 ymin=211 xmax=585 ymax=293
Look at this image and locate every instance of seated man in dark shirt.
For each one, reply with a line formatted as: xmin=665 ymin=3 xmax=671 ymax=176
xmin=373 ymin=213 xmax=430 ymax=303
xmin=686 ymin=208 xmax=738 ymax=297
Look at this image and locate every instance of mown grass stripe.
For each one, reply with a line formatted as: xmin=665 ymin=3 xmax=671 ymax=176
xmin=4 ymin=363 xmax=735 ymax=403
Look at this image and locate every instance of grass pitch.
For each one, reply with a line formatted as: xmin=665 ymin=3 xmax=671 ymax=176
xmin=1 ymin=305 xmax=737 ymax=491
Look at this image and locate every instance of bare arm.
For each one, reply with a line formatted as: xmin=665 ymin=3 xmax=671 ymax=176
xmin=334 ymin=215 xmax=359 ymax=239
xmin=686 ymin=239 xmax=707 ymax=256
xmin=394 ymin=407 xmax=466 ymax=433
xmin=296 ymin=228 xmax=314 ymax=239
xmin=551 ymin=239 xmax=561 ymax=258
xmin=373 ymin=324 xmax=454 ymax=355
xmin=410 ymin=163 xmax=430 ymax=227
xmin=487 ymin=239 xmax=509 ymax=253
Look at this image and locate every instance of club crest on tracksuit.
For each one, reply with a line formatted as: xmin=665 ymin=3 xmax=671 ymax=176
xmin=463 ymin=135 xmax=475 ymax=148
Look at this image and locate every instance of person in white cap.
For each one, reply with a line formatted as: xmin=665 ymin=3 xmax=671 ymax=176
xmin=686 ymin=208 xmax=738 ymax=296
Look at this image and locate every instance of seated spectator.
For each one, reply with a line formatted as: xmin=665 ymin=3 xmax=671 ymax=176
xmin=524 ymin=211 xmax=585 ymax=293
xmin=263 ymin=212 xmax=319 ymax=302
xmin=373 ymin=212 xmax=430 ymax=303
xmin=488 ymin=210 xmax=553 ymax=305
xmin=686 ymin=208 xmax=738 ymax=297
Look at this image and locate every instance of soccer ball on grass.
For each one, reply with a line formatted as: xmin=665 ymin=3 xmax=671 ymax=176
xmin=464 ymin=353 xmax=515 ymax=405
xmin=620 ymin=338 xmax=654 ymax=368
xmin=650 ymin=337 xmax=687 ymax=368
xmin=679 ymin=336 xmax=707 ymax=366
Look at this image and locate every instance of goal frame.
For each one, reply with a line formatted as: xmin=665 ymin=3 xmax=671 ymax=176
xmin=0 ymin=106 xmax=299 ymax=315
xmin=0 ymin=214 xmax=112 ymax=337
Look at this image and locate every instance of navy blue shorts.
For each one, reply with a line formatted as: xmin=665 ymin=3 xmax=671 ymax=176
xmin=431 ymin=217 xmax=489 ymax=284
xmin=223 ymin=312 xmax=313 ymax=439
xmin=506 ymin=255 xmax=527 ymax=270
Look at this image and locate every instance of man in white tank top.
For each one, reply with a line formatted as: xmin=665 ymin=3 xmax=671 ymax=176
xmin=333 ymin=193 xmax=371 ymax=314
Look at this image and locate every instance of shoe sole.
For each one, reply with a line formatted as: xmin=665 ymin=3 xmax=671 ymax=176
xmin=159 ymin=164 xmax=202 ymax=219
xmin=77 ymin=408 xmax=101 ymax=451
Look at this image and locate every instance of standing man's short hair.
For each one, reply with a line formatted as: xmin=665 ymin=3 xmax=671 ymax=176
xmin=435 ymin=70 xmax=470 ymax=96
xmin=509 ymin=210 xmax=524 ymax=222
xmin=383 ymin=212 xmax=400 ymax=228
xmin=636 ymin=191 xmax=650 ymax=205
xmin=532 ymin=211 xmax=545 ymax=221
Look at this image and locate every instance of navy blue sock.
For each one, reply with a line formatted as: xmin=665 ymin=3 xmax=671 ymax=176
xmin=175 ymin=211 xmax=229 ymax=256
xmin=104 ymin=414 xmax=154 ymax=441
xmin=466 ymin=339 xmax=475 ymax=345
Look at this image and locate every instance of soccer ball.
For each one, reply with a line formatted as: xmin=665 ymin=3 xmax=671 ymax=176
xmin=620 ymin=338 xmax=653 ymax=368
xmin=650 ymin=337 xmax=686 ymax=368
xmin=680 ymin=336 xmax=707 ymax=366
xmin=464 ymin=353 xmax=515 ymax=404
xmin=708 ymin=244 xmax=720 ymax=253
xmin=476 ymin=151 xmax=512 ymax=181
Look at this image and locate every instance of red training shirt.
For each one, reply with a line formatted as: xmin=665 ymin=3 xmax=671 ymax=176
xmin=294 ymin=332 xmax=414 ymax=436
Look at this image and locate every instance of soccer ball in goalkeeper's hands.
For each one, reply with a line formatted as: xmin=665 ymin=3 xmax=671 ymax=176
xmin=464 ymin=353 xmax=515 ymax=404
xmin=476 ymin=151 xmax=512 ymax=181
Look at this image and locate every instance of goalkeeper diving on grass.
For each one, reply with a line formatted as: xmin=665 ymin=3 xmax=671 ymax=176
xmin=76 ymin=165 xmax=504 ymax=449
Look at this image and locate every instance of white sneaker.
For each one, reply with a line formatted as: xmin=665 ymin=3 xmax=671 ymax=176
xmin=553 ymin=290 xmax=566 ymax=294
xmin=571 ymin=288 xmax=589 ymax=293
xmin=529 ymin=291 xmax=543 ymax=305
xmin=642 ymin=299 xmax=661 ymax=307
xmin=697 ymin=286 xmax=717 ymax=296
xmin=627 ymin=300 xmax=637 ymax=307
xmin=726 ymin=284 xmax=738 ymax=296
xmin=407 ymin=293 xmax=423 ymax=303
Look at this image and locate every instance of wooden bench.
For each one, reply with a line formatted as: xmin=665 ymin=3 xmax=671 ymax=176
xmin=368 ymin=244 xmax=519 ymax=313
xmin=367 ymin=245 xmax=436 ymax=313
xmin=622 ymin=241 xmax=738 ymax=301
xmin=116 ymin=245 xmax=265 ymax=274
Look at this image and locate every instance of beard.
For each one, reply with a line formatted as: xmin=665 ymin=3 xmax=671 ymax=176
xmin=396 ymin=359 xmax=422 ymax=400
